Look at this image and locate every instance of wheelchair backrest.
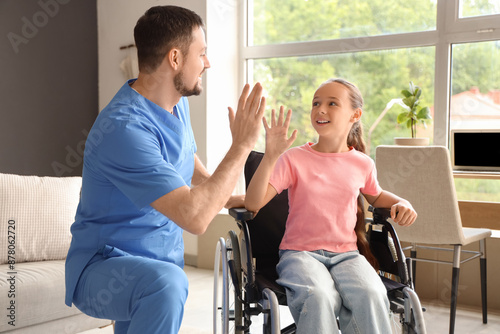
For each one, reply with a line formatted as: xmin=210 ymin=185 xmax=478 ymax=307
xmin=244 ymin=151 xmax=289 ymax=280
xmin=368 ymin=207 xmax=410 ymax=285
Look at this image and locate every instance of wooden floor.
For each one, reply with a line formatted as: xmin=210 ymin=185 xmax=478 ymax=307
xmin=81 ymin=265 xmax=500 ymax=334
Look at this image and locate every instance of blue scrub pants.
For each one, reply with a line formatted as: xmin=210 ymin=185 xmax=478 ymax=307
xmin=72 ymin=254 xmax=188 ymax=334
xmin=276 ymin=250 xmax=391 ymax=334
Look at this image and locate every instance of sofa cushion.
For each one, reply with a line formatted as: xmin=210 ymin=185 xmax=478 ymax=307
xmin=0 ymin=261 xmax=84 ymax=331
xmin=0 ymin=173 xmax=81 ymax=264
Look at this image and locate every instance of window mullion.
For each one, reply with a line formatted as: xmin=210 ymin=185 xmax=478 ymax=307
xmin=433 ymin=0 xmax=452 ymax=147
xmin=242 ymin=31 xmax=439 ymax=60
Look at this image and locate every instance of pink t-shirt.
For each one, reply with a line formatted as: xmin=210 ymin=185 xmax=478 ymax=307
xmin=269 ymin=143 xmax=382 ymax=253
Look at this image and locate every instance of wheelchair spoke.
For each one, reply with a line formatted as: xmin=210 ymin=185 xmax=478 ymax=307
xmin=390 ymin=311 xmax=403 ymax=333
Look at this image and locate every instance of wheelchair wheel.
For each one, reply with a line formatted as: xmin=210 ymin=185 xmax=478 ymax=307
xmin=228 ymin=230 xmax=243 ymax=333
xmin=390 ymin=310 xmax=417 ymax=334
xmin=402 ymin=315 xmax=417 ymax=334
xmin=389 ymin=287 xmax=426 ymax=334
xmin=213 ymin=232 xmax=243 ymax=334
xmin=401 ymin=287 xmax=426 ymax=334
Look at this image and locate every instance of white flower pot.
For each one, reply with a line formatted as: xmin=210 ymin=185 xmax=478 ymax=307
xmin=394 ymin=137 xmax=430 ymax=146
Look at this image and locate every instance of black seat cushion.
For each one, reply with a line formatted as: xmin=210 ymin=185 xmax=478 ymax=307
xmin=380 ymin=275 xmax=407 ymax=292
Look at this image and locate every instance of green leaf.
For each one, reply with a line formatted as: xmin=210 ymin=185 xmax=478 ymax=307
xmin=397 ymin=112 xmax=408 ymax=124
xmin=406 ymin=119 xmax=412 ymax=129
xmin=403 ymin=96 xmax=416 ymax=108
xmin=415 ymin=87 xmax=422 ymax=99
xmin=417 ymin=106 xmax=432 ymax=120
xmin=401 ymin=89 xmax=412 ymax=98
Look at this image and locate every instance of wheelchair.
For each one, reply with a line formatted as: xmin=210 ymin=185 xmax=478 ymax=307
xmin=214 ymin=151 xmax=427 ymax=334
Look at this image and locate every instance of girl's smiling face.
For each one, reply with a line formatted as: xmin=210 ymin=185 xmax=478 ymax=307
xmin=310 ymin=81 xmax=361 ymax=139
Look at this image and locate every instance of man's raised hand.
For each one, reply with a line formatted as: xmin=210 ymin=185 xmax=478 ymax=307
xmin=228 ymin=83 xmax=266 ymax=151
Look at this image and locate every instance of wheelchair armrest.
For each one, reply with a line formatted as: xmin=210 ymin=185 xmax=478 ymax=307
xmin=229 ymin=207 xmax=255 ymax=222
xmin=368 ymin=206 xmax=392 ymax=223
xmin=228 ymin=207 xmax=258 ymax=288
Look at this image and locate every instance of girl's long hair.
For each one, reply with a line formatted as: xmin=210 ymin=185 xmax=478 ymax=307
xmin=322 ymin=78 xmax=379 ymax=270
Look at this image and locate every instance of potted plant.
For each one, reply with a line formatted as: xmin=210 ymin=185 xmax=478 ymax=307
xmin=391 ymin=81 xmax=432 ymax=145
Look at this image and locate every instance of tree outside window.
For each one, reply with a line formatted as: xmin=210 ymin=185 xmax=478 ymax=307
xmin=246 ymin=0 xmax=500 ymax=202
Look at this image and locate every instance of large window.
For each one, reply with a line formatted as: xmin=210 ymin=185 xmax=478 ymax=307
xmin=450 ymin=40 xmax=500 ymax=131
xmin=241 ymin=0 xmax=500 ymax=200
xmin=450 ymin=40 xmax=500 ymax=201
xmin=243 ymin=0 xmax=500 ymax=145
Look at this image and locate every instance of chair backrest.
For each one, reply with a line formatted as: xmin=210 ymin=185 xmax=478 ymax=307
xmin=375 ymin=145 xmax=465 ymax=245
xmin=244 ymin=151 xmax=288 ymax=280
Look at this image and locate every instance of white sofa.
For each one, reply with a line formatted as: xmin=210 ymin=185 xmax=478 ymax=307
xmin=0 ymin=173 xmax=113 ymax=333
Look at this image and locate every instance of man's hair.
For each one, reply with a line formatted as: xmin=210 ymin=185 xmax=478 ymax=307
xmin=134 ymin=6 xmax=204 ymax=73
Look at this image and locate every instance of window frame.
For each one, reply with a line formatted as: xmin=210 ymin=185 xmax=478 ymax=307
xmin=239 ymin=0 xmax=500 ymax=147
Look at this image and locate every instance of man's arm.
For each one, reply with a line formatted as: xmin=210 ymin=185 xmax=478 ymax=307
xmin=191 ymin=154 xmax=210 ymax=186
xmin=192 ymin=153 xmax=245 ymax=209
xmin=151 ymin=83 xmax=265 ymax=235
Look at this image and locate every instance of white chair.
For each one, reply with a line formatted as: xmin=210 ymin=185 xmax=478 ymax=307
xmin=375 ymin=145 xmax=491 ymax=334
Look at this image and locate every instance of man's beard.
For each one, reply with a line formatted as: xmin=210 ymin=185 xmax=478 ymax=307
xmin=174 ymin=70 xmax=202 ymax=97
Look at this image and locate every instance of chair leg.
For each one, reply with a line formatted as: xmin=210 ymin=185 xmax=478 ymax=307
xmin=480 ymin=239 xmax=488 ymax=324
xmin=449 ymin=245 xmax=461 ymax=334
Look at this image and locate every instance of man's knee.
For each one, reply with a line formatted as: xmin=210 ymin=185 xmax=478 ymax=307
xmin=140 ymin=263 xmax=188 ymax=305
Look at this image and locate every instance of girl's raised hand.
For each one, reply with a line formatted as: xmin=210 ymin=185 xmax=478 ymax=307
xmin=262 ymin=106 xmax=298 ymax=159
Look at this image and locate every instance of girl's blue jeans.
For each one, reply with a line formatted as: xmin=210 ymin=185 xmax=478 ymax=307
xmin=276 ymin=249 xmax=391 ymax=334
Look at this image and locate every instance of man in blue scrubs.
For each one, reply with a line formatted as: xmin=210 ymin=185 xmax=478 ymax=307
xmin=65 ymin=6 xmax=266 ymax=333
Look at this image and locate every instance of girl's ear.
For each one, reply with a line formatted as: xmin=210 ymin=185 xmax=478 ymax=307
xmin=352 ymin=108 xmax=363 ymax=122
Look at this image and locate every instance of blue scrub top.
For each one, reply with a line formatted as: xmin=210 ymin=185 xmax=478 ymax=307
xmin=65 ymin=80 xmax=197 ymax=306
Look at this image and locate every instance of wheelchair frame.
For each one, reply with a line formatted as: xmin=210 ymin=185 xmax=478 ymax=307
xmin=214 ymin=206 xmax=427 ymax=334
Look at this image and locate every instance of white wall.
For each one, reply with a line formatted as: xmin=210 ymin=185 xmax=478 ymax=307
xmin=205 ymin=0 xmax=240 ymax=173
xmin=96 ymin=0 xmax=239 ymax=262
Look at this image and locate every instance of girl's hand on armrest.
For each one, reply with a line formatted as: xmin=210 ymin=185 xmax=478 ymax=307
xmin=364 ymin=190 xmax=417 ymax=227
xmin=391 ymin=200 xmax=417 ymax=226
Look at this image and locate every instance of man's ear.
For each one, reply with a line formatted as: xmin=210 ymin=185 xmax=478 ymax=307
xmin=168 ymin=48 xmax=182 ymax=70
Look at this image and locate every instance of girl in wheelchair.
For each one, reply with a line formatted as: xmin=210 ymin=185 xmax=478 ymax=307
xmin=245 ymin=78 xmax=418 ymax=334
